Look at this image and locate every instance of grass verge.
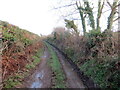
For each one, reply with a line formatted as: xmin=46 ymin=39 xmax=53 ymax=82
xmin=4 ymin=48 xmax=43 ymax=88
xmin=45 ymin=42 xmax=66 ymax=88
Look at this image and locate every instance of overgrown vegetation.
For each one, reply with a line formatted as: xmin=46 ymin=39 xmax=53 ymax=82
xmin=47 ymin=26 xmax=119 ymax=88
xmin=80 ymin=59 xmax=119 ymax=88
xmin=46 ymin=0 xmax=119 ymax=88
xmin=45 ymin=42 xmax=66 ymax=88
xmin=1 ymin=20 xmax=43 ymax=88
xmin=4 ymin=48 xmax=43 ymax=88
xmin=25 ymin=49 xmax=43 ymax=69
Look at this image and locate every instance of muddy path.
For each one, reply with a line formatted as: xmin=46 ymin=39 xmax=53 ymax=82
xmin=53 ymin=48 xmax=85 ymax=88
xmin=21 ymin=47 xmax=52 ymax=88
xmin=19 ymin=43 xmax=85 ymax=88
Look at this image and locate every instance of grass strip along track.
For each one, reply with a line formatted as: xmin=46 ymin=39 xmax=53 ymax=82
xmin=45 ymin=42 xmax=66 ymax=88
xmin=46 ymin=41 xmax=98 ymax=88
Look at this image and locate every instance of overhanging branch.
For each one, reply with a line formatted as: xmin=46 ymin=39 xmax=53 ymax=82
xmin=53 ymin=3 xmax=76 ymax=10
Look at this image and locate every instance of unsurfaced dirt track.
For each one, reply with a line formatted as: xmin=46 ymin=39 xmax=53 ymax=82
xmin=21 ymin=47 xmax=52 ymax=88
xmin=20 ymin=45 xmax=85 ymax=88
xmin=54 ymin=48 xmax=85 ymax=88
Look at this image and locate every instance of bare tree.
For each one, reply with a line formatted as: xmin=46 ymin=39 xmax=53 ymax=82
xmin=76 ymin=1 xmax=87 ymax=35
xmin=107 ymin=0 xmax=119 ymax=31
xmin=84 ymin=1 xmax=95 ymax=30
xmin=96 ymin=0 xmax=105 ymax=31
xmin=52 ymin=0 xmax=120 ymax=36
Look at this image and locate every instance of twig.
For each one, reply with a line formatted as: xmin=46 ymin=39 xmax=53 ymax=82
xmin=106 ymin=0 xmax=112 ymax=9
xmin=113 ymin=17 xmax=120 ymax=22
xmin=53 ymin=3 xmax=76 ymax=10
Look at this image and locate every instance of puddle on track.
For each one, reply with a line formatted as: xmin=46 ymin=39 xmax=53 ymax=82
xmin=30 ymin=52 xmax=47 ymax=88
xmin=36 ymin=70 xmax=44 ymax=79
xmin=21 ymin=49 xmax=52 ymax=88
xmin=31 ymin=81 xmax=42 ymax=88
xmin=30 ymin=70 xmax=44 ymax=88
xmin=29 ymin=51 xmax=48 ymax=88
xmin=41 ymin=52 xmax=47 ymax=58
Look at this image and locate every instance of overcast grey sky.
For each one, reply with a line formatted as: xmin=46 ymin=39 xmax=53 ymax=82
xmin=0 ymin=0 xmax=65 ymax=35
xmin=0 ymin=0 xmax=118 ymax=35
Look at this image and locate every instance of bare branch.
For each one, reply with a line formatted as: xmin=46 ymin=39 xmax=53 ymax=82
xmin=53 ymin=3 xmax=76 ymax=10
xmin=113 ymin=17 xmax=120 ymax=22
xmin=102 ymin=9 xmax=111 ymax=14
xmin=63 ymin=11 xmax=79 ymax=17
xmin=114 ymin=3 xmax=120 ymax=9
xmin=69 ymin=18 xmax=81 ymax=21
xmin=107 ymin=1 xmax=112 ymax=9
xmin=99 ymin=1 xmax=105 ymax=18
xmin=83 ymin=14 xmax=87 ymax=18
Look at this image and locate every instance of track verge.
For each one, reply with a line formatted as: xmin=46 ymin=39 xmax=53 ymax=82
xmin=45 ymin=41 xmax=99 ymax=88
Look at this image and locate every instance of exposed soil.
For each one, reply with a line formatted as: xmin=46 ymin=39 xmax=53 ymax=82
xmin=47 ymin=42 xmax=97 ymax=88
xmin=53 ymin=48 xmax=85 ymax=88
xmin=20 ymin=47 xmax=52 ymax=88
xmin=18 ymin=44 xmax=85 ymax=88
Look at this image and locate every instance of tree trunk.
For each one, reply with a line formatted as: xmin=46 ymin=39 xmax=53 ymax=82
xmin=107 ymin=0 xmax=118 ymax=31
xmin=118 ymin=1 xmax=120 ymax=59
xmin=96 ymin=0 xmax=104 ymax=31
xmin=84 ymin=1 xmax=95 ymax=30
xmin=76 ymin=2 xmax=86 ymax=36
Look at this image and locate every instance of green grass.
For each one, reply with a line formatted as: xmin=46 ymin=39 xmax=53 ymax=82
xmin=45 ymin=42 xmax=66 ymax=88
xmin=4 ymin=75 xmax=21 ymax=88
xmin=4 ymin=48 xmax=43 ymax=88
xmin=25 ymin=49 xmax=42 ymax=69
